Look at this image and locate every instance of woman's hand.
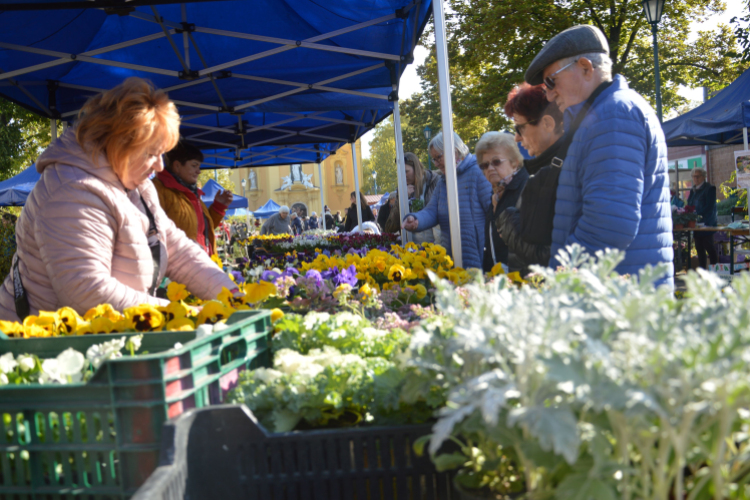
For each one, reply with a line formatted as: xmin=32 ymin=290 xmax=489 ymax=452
xmin=214 ymin=189 xmax=234 ymax=206
xmin=402 ymin=215 xmax=419 ymax=231
xmin=407 ymin=184 xmax=415 ymax=197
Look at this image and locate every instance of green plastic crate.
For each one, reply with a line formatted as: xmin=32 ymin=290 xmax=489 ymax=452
xmin=0 ymin=310 xmax=273 ymax=499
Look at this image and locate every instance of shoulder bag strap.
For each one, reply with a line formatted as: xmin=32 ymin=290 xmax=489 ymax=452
xmin=140 ymin=195 xmax=161 ymax=296
xmin=12 ymin=254 xmax=30 ymax=320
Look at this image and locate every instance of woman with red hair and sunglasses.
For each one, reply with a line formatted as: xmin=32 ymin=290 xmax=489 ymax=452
xmin=495 ymin=83 xmax=565 ymax=273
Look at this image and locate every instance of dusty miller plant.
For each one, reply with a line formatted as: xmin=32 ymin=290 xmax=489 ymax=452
xmin=408 ymin=244 xmax=750 ymax=500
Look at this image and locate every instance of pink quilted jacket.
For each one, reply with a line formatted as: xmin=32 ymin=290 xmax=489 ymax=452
xmin=0 ymin=130 xmax=236 ymax=321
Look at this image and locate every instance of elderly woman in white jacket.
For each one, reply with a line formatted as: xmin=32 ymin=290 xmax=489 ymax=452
xmin=0 ymin=78 xmax=236 ymax=321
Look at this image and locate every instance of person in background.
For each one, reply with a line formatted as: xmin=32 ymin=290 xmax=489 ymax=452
xmin=687 ymin=168 xmax=717 ymax=269
xmin=260 ymin=205 xmax=292 ymax=235
xmin=496 ymin=83 xmax=566 ymax=273
xmin=670 ymin=185 xmax=685 ymax=209
xmin=0 ymin=77 xmax=238 ymax=321
xmin=386 ymin=153 xmax=442 ymax=244
xmin=344 ymin=191 xmax=375 ymax=232
xmin=335 ymin=210 xmax=342 ymax=224
xmin=153 ymin=141 xmax=233 ymax=256
xmin=474 ymin=132 xmax=528 ymax=272
xmin=525 ymin=24 xmax=673 ymax=287
xmin=290 ymin=212 xmax=303 ymax=235
xmin=377 ymin=192 xmax=392 ymax=230
xmin=402 ymin=132 xmax=493 ymax=269
xmin=309 ymin=212 xmax=319 ymax=230
xmin=324 ymin=207 xmax=335 ymax=230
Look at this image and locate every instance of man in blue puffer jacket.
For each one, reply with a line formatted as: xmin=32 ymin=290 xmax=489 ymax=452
xmin=525 ymin=25 xmax=674 ymax=287
xmin=402 ymin=132 xmax=493 ymax=269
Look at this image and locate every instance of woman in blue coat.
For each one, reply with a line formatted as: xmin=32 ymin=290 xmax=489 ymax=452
xmin=402 ymin=132 xmax=493 ymax=269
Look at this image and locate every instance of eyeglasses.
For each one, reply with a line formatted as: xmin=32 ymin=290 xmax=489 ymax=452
xmin=479 ymin=158 xmax=508 ymax=171
xmin=514 ymin=119 xmax=539 ymax=136
xmin=544 ymin=60 xmax=577 ymax=90
xmin=430 ymin=153 xmax=444 ymax=163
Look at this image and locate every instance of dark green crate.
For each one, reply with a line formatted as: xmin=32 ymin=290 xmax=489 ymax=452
xmin=0 ymin=310 xmax=273 ymax=499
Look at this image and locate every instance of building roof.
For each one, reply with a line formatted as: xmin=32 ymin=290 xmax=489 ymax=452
xmin=364 ymin=194 xmax=383 ymax=206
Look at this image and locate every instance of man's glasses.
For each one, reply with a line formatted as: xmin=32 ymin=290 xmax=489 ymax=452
xmin=479 ymin=158 xmax=508 ymax=171
xmin=430 ymin=153 xmax=444 ymax=163
xmin=514 ymin=119 xmax=539 ymax=136
xmin=544 ymin=60 xmax=577 ymax=90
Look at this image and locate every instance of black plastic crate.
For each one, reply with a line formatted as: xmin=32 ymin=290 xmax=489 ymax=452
xmin=134 ymin=405 xmax=455 ymax=500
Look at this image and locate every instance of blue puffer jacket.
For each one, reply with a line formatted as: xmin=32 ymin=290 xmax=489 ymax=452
xmin=408 ymin=155 xmax=493 ymax=269
xmin=550 ymin=75 xmax=674 ymax=288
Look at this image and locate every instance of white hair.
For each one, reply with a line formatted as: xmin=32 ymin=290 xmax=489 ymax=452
xmin=428 ymin=131 xmax=470 ymax=160
xmin=474 ymin=132 xmax=524 ymax=170
xmin=279 ymin=205 xmax=290 ymax=214
xmin=561 ymin=52 xmax=612 ymax=81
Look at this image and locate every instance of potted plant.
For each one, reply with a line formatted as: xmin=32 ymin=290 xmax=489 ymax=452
xmin=673 ymin=205 xmax=702 ymax=229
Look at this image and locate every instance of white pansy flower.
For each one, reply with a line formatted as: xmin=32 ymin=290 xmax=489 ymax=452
xmin=40 ymin=359 xmax=64 ymax=384
xmin=17 ymin=354 xmax=36 ymax=373
xmin=196 ymin=324 xmax=213 ymax=338
xmin=125 ymin=334 xmax=144 ymax=353
xmin=0 ymin=373 xmax=7 ymax=385
xmin=57 ymin=348 xmax=85 ymax=381
xmin=0 ymin=352 xmax=18 ymax=373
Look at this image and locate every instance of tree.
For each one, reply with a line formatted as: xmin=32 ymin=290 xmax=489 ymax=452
xmin=198 ymin=169 xmax=236 ymax=194
xmin=366 ymin=117 xmax=399 ymax=195
xmin=731 ymin=1 xmax=750 ymax=61
xmin=0 ymin=99 xmax=55 ymax=182
xmin=404 ymin=0 xmax=744 ymax=135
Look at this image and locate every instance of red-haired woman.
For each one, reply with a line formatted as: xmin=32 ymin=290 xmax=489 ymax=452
xmin=496 ymin=83 xmax=565 ymax=272
xmin=0 ymin=77 xmax=237 ymax=321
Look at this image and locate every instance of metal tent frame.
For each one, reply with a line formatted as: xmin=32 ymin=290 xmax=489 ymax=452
xmin=0 ymin=0 xmax=465 ymax=267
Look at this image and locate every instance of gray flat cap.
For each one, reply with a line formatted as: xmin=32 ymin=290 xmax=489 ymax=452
xmin=525 ymin=25 xmax=609 ymax=85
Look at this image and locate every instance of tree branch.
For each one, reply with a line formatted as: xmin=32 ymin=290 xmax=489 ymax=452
xmin=582 ymin=0 xmax=608 ymax=35
xmin=618 ymin=18 xmax=643 ymax=70
xmin=660 ymin=61 xmax=722 ymax=76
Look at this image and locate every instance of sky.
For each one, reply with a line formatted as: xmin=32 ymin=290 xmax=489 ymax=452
xmin=360 ymin=3 xmax=743 ymax=158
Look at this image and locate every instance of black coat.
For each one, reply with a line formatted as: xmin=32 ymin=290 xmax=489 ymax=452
xmin=483 ymin=166 xmax=529 ymax=272
xmin=377 ymin=202 xmax=391 ymax=230
xmin=497 ymin=136 xmax=565 ymax=273
xmin=343 ymin=203 xmax=375 ymax=232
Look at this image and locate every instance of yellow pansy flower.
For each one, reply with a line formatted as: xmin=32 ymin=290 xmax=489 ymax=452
xmin=167 ymin=282 xmax=190 ymax=302
xmin=83 ymin=304 xmax=122 ymax=322
xmin=23 ymin=313 xmax=56 ymax=336
xmin=123 ymin=305 xmax=165 ymax=332
xmin=413 ymin=283 xmax=428 ymax=300
xmin=57 ymin=307 xmax=83 ymax=335
xmin=489 ymin=262 xmax=506 ymax=277
xmin=83 ymin=317 xmax=117 ymax=335
xmin=333 ymin=283 xmax=352 ymax=299
xmin=197 ymin=301 xmax=235 ymax=325
xmin=242 ymin=281 xmax=277 ymax=304
xmin=0 ymin=320 xmax=24 ymax=337
xmin=166 ymin=317 xmax=196 ymax=331
xmin=210 ymin=253 xmax=223 ymax=268
xmin=160 ymin=301 xmax=192 ymax=322
xmin=388 ymin=264 xmax=407 ymax=283
xmin=25 ymin=324 xmax=52 ymax=338
xmin=270 ymin=308 xmax=284 ymax=323
xmin=507 ymin=272 xmax=527 ymax=285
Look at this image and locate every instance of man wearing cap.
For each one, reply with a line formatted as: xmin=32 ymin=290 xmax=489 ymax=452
xmin=525 ymin=25 xmax=673 ymax=287
xmin=260 ymin=205 xmax=293 ymax=235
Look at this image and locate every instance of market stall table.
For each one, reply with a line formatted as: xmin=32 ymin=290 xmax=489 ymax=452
xmin=673 ymin=226 xmax=750 ymax=275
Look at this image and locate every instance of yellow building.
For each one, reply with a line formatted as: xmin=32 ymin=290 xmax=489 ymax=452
xmin=228 ymin=141 xmax=364 ymax=219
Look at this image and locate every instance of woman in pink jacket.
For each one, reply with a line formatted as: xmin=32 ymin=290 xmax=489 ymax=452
xmin=0 ymin=77 xmax=237 ymax=322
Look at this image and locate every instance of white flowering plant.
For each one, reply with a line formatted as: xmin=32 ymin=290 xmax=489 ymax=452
xmin=407 ymin=245 xmax=750 ymax=500
xmin=0 ymin=335 xmax=144 ymax=386
xmin=228 ymin=311 xmax=433 ymax=431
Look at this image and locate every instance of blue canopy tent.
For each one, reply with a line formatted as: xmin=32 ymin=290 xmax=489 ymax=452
xmin=199 ymin=178 xmax=247 ymax=209
xmin=225 ymin=207 xmax=252 ymax=217
xmin=0 ymin=164 xmax=41 ymax=206
xmin=251 ymin=199 xmax=282 ymax=219
xmin=0 ymin=0 xmax=430 ymax=167
xmin=662 ymin=68 xmax=750 ymax=147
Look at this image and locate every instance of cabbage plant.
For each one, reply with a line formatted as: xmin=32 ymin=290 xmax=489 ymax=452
xmin=409 ymin=245 xmax=750 ymax=500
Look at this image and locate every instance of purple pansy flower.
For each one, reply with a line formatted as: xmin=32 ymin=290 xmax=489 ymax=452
xmin=231 ymin=270 xmax=246 ymax=284
xmin=305 ymin=269 xmax=323 ymax=287
xmin=261 ymin=270 xmax=280 ymax=283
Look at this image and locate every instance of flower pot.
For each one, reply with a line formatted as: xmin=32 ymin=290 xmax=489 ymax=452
xmin=688 ymin=220 xmax=696 ymax=228
xmin=674 ymin=224 xmax=684 ymax=230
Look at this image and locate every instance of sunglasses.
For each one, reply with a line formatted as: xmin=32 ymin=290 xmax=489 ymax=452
xmin=544 ymin=60 xmax=577 ymax=90
xmin=514 ymin=119 xmax=539 ymax=136
xmin=479 ymin=158 xmax=508 ymax=171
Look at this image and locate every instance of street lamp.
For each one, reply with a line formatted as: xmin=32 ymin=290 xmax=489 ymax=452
xmin=423 ymin=125 xmax=432 ymax=170
xmin=641 ymin=0 xmax=666 ymax=122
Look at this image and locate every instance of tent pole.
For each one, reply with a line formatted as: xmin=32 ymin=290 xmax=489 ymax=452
xmin=318 ymin=162 xmax=327 ymax=230
xmin=432 ymin=0 xmax=462 ymax=268
xmin=393 ymin=102 xmax=409 ymax=245
xmin=50 ymin=119 xmax=57 ymax=140
xmin=351 ymin=142 xmax=363 ymax=229
xmin=744 ymin=127 xmax=748 ymax=150
xmin=61 ymin=121 xmax=68 ymax=132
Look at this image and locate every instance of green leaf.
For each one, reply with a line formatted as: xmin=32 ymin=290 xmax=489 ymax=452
xmin=554 ymin=473 xmax=617 ymax=500
xmin=508 ymin=406 xmax=580 ymax=465
xmin=432 ymin=452 xmax=467 ymax=472
xmin=413 ymin=434 xmax=431 ymax=457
